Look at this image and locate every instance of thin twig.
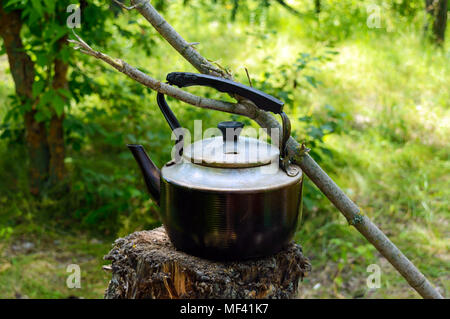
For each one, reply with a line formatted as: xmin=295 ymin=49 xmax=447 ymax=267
xmin=274 ymin=0 xmax=304 ymax=18
xmin=68 ymin=31 xmax=124 ymax=69
xmin=244 ymin=67 xmax=253 ymax=87
xmin=112 ymin=0 xmax=139 ymax=10
xmin=68 ymin=34 xmax=251 ymax=118
xmin=130 ymin=0 xmax=228 ymax=78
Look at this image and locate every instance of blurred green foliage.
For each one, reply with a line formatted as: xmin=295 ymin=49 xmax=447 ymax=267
xmin=0 ymin=0 xmax=448 ymax=298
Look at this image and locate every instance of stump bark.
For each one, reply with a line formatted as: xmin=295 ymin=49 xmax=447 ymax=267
xmin=104 ymin=227 xmax=311 ymax=299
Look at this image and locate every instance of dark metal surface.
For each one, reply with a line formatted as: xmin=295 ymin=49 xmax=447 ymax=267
xmin=159 ymin=176 xmax=303 ymax=260
xmin=127 ymin=144 xmax=161 ymax=204
xmin=161 ymin=160 xmax=300 ymax=190
xmin=217 ymin=121 xmax=244 ymax=142
xmin=166 ymin=72 xmax=285 ymax=114
xmin=156 ymin=92 xmax=182 ymax=132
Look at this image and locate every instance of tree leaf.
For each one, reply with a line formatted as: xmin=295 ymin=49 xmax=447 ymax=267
xmin=304 ymin=75 xmax=318 ymax=88
xmin=37 ymin=90 xmax=54 ymax=108
xmin=5 ymin=0 xmax=23 ymax=9
xmin=34 ymin=109 xmax=50 ymax=122
xmin=32 ymin=80 xmax=45 ymax=98
xmin=57 ymin=88 xmax=72 ymax=99
xmin=30 ymin=0 xmax=44 ymax=17
xmin=52 ymin=94 xmax=66 ymax=117
xmin=35 ymin=52 xmax=49 ymax=67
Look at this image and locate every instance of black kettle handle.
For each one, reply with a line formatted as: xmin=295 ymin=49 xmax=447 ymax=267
xmin=166 ymin=72 xmax=285 ymax=114
xmin=157 ymin=72 xmax=291 ymax=163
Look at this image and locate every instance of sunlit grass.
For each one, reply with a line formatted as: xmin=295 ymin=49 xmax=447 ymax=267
xmin=297 ymin=28 xmax=449 ymax=297
xmin=0 ymin=229 xmax=111 ymax=299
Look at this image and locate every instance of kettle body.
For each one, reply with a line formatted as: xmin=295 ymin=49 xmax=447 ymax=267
xmin=160 ymin=158 xmax=303 ymax=260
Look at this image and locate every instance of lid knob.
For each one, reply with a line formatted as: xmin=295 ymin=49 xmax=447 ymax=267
xmin=217 ymin=121 xmax=244 ymax=142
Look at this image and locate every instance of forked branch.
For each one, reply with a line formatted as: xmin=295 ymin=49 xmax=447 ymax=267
xmin=112 ymin=0 xmax=139 ymax=11
xmin=69 ymin=33 xmax=252 ymax=117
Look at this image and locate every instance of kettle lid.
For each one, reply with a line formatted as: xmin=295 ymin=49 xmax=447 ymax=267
xmin=183 ymin=121 xmax=280 ymax=168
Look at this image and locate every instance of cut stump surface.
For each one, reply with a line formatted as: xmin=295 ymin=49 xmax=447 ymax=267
xmin=104 ymin=226 xmax=311 ymax=299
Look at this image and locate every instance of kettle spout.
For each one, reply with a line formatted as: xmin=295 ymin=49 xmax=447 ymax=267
xmin=127 ymin=144 xmax=161 ymax=205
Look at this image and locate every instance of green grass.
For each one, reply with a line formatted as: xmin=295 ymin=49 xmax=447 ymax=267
xmin=0 ymin=226 xmax=111 ymax=299
xmin=295 ymin=31 xmax=450 ymax=298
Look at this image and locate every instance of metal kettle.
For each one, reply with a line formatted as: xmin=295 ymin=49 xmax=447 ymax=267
xmin=128 ymin=72 xmax=303 ymax=260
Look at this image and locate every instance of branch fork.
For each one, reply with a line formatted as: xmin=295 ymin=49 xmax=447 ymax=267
xmin=68 ymin=31 xmax=124 ymax=70
xmin=112 ymin=0 xmax=143 ymax=11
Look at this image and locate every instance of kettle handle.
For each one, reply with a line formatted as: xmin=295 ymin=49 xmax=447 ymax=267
xmin=166 ymin=72 xmax=284 ymax=114
xmin=157 ymin=72 xmax=291 ymax=161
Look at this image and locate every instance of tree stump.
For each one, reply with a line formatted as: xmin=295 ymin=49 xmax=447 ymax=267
xmin=104 ymin=227 xmax=311 ymax=299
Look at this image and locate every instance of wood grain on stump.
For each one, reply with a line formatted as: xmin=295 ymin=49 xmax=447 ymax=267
xmin=104 ymin=227 xmax=311 ymax=299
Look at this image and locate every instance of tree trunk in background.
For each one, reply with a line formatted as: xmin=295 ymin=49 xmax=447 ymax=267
xmin=0 ymin=7 xmax=50 ymax=196
xmin=433 ymin=0 xmax=448 ymax=43
xmin=48 ymin=38 xmax=68 ymax=188
xmin=48 ymin=114 xmax=66 ymax=185
xmin=425 ymin=0 xmax=448 ymax=44
xmin=315 ymin=0 xmax=321 ymax=14
xmin=24 ymin=111 xmax=50 ymax=195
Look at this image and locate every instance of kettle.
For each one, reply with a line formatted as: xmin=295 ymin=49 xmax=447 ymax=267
xmin=128 ymin=72 xmax=303 ymax=260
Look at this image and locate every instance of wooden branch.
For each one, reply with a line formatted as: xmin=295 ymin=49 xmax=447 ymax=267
xmin=69 ymin=33 xmax=253 ymax=117
xmin=295 ymin=154 xmax=444 ymax=298
xmin=73 ymin=1 xmax=443 ymax=299
xmin=131 ymin=0 xmax=228 ymax=78
xmin=112 ymin=0 xmax=139 ymax=11
xmin=274 ymin=0 xmax=305 ymax=18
